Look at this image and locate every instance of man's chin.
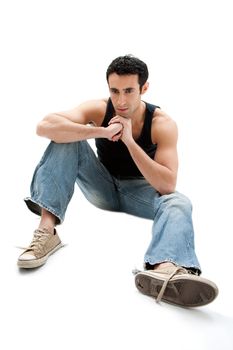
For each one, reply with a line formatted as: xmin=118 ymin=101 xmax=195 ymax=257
xmin=117 ymin=111 xmax=130 ymax=118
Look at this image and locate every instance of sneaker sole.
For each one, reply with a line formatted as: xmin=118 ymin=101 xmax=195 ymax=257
xmin=17 ymin=242 xmax=63 ymax=269
xmin=135 ymin=271 xmax=219 ymax=307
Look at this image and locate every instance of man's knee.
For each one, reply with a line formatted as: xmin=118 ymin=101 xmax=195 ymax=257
xmin=159 ymin=192 xmax=193 ymax=212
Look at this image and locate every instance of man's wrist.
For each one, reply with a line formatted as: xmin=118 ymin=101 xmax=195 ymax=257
xmin=124 ymin=137 xmax=135 ymax=148
xmin=95 ymin=126 xmax=106 ymax=138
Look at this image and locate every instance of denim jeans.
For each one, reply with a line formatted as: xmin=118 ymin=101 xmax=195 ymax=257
xmin=25 ymin=141 xmax=201 ymax=272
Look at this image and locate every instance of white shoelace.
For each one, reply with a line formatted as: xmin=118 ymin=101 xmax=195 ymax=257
xmin=133 ymin=266 xmax=188 ymax=303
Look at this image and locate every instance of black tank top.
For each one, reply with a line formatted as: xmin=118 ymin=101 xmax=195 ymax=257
xmin=95 ymin=99 xmax=159 ymax=177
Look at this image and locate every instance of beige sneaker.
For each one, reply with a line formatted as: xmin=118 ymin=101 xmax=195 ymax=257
xmin=135 ymin=266 xmax=219 ymax=307
xmin=18 ymin=228 xmax=63 ymax=268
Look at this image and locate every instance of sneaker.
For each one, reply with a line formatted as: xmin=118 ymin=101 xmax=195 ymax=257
xmin=17 ymin=228 xmax=63 ymax=268
xmin=134 ymin=266 xmax=218 ymax=307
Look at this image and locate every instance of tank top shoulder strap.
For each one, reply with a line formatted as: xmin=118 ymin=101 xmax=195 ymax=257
xmin=139 ymin=102 xmax=160 ymax=145
xmin=101 ymin=99 xmax=115 ymax=127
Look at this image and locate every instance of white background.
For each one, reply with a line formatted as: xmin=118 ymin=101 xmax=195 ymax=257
xmin=1 ymin=0 xmax=233 ymax=349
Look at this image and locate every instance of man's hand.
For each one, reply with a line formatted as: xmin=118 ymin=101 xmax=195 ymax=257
xmin=108 ymin=116 xmax=133 ymax=145
xmin=105 ymin=122 xmax=123 ymax=141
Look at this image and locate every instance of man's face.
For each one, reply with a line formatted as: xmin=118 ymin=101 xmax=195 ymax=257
xmin=108 ymin=73 xmax=146 ymax=118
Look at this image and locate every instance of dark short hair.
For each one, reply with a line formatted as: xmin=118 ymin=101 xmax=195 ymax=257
xmin=106 ymin=55 xmax=149 ymax=91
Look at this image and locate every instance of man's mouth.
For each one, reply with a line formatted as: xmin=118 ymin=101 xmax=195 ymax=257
xmin=117 ymin=108 xmax=128 ymax=113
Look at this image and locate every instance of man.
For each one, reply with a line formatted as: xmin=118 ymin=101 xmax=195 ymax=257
xmin=18 ymin=55 xmax=218 ymax=307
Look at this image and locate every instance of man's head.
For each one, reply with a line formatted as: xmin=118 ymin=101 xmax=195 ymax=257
xmin=106 ymin=55 xmax=149 ymax=92
xmin=106 ymin=55 xmax=149 ymax=117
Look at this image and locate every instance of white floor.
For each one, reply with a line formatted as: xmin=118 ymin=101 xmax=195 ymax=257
xmin=1 ymin=1 xmax=233 ymax=348
xmin=1 ymin=181 xmax=232 ymax=350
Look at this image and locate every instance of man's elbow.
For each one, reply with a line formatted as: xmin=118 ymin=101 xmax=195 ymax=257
xmin=36 ymin=121 xmax=48 ymax=138
xmin=36 ymin=115 xmax=52 ymax=137
xmin=159 ymin=180 xmax=177 ymax=195
xmin=36 ymin=122 xmax=44 ymax=137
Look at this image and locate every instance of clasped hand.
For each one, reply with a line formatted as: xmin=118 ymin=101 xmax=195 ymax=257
xmin=107 ymin=115 xmax=133 ymax=144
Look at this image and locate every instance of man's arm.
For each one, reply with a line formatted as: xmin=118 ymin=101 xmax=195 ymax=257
xmin=36 ymin=99 xmax=122 ymax=143
xmin=109 ymin=111 xmax=178 ymax=195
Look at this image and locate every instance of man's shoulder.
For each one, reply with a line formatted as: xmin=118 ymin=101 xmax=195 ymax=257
xmin=151 ymin=108 xmax=178 ymax=143
xmin=152 ymin=108 xmax=176 ymax=126
xmin=145 ymin=102 xmax=171 ymax=121
xmin=79 ymin=98 xmax=108 ymax=112
xmin=75 ymin=98 xmax=108 ymax=125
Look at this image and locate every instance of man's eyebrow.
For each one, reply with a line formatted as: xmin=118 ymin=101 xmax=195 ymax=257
xmin=109 ymin=87 xmax=135 ymax=91
xmin=124 ymin=87 xmax=135 ymax=91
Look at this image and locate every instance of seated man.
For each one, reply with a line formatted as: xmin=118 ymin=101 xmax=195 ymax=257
xmin=18 ymin=55 xmax=218 ymax=307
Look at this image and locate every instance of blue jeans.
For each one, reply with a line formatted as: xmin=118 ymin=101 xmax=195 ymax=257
xmin=25 ymin=141 xmax=201 ymax=273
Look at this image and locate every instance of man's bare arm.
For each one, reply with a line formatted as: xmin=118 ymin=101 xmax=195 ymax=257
xmin=36 ymin=100 xmax=122 ymax=143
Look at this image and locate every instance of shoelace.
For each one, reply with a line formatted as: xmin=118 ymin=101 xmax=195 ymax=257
xmin=156 ymin=267 xmax=186 ymax=303
xmin=24 ymin=229 xmax=52 ymax=255
xmin=132 ymin=266 xmax=187 ymax=303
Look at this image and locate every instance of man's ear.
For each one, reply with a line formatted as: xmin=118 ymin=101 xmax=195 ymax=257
xmin=141 ymin=82 xmax=149 ymax=95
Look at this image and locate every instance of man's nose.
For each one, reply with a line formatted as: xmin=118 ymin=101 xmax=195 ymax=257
xmin=117 ymin=93 xmax=126 ymax=105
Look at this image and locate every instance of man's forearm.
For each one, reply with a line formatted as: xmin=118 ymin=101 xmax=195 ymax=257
xmin=126 ymin=140 xmax=176 ymax=195
xmin=36 ymin=114 xmax=108 ymax=143
xmin=37 ymin=114 xmax=121 ymax=143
